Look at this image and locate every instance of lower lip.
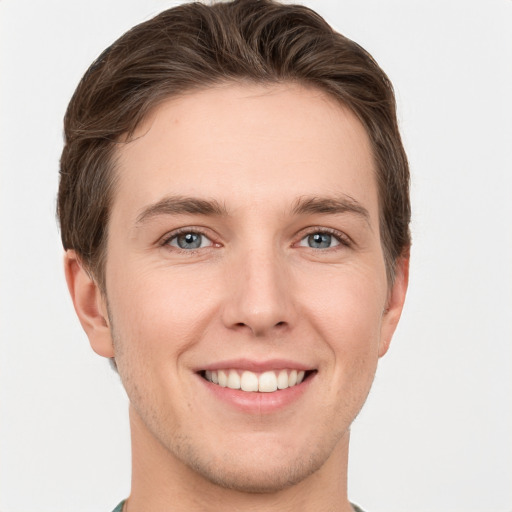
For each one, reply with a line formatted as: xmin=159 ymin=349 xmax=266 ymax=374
xmin=198 ymin=373 xmax=315 ymax=414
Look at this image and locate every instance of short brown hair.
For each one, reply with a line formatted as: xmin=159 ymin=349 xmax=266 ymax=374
xmin=58 ymin=0 xmax=410 ymax=290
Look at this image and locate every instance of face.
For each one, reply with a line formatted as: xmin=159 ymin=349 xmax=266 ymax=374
xmin=72 ymin=83 xmax=407 ymax=493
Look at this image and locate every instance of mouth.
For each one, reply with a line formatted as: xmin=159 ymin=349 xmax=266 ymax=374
xmin=199 ymin=368 xmax=316 ymax=393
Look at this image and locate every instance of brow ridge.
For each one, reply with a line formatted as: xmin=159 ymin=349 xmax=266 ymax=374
xmin=136 ymin=195 xmax=227 ymax=224
xmin=291 ymin=195 xmax=371 ymax=224
xmin=135 ymin=193 xmax=370 ymax=226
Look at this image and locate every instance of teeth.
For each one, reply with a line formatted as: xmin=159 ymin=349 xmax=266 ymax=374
xmin=218 ymin=370 xmax=228 ymax=387
xmin=258 ymin=371 xmax=277 ymax=392
xmin=227 ymin=370 xmax=241 ymax=389
xmin=277 ymin=369 xmax=288 ymax=390
xmin=204 ymin=368 xmax=309 ymax=393
xmin=241 ymin=371 xmax=259 ymax=392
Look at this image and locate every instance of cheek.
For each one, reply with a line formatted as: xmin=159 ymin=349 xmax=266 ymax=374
xmin=105 ymin=266 xmax=215 ymax=422
xmin=300 ymin=265 xmax=387 ymax=376
xmin=302 ymin=262 xmax=386 ymax=338
xmin=106 ymin=262 xmax=217 ymax=365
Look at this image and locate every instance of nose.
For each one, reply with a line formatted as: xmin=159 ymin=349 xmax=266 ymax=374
xmin=221 ymin=246 xmax=295 ymax=337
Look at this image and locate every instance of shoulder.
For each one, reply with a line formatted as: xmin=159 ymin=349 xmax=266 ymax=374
xmin=110 ymin=501 xmax=125 ymax=512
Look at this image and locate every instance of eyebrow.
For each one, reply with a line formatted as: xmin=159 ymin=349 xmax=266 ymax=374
xmin=291 ymin=195 xmax=371 ymax=225
xmin=135 ymin=196 xmax=227 ymax=225
xmin=135 ymin=193 xmax=371 ymax=226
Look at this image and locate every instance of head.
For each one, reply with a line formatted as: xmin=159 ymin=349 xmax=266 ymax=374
xmin=58 ymin=0 xmax=410 ymax=291
xmin=59 ymin=0 xmax=410 ymax=497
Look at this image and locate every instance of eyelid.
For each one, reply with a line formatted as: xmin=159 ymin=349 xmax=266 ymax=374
xmin=157 ymin=225 xmax=352 ymax=251
xmin=295 ymin=226 xmax=353 ymax=248
xmin=159 ymin=226 xmax=218 ymax=250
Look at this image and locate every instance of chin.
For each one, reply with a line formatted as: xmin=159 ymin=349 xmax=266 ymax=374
xmin=187 ymin=453 xmax=322 ymax=494
xmin=168 ymin=430 xmax=339 ymax=495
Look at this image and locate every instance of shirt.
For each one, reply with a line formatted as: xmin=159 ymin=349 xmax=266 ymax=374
xmin=112 ymin=500 xmax=366 ymax=511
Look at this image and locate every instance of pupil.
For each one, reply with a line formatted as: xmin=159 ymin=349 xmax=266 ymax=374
xmin=309 ymin=233 xmax=330 ymax=248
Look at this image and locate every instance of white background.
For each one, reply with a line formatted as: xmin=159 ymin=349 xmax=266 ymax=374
xmin=1 ymin=1 xmax=511 ymax=511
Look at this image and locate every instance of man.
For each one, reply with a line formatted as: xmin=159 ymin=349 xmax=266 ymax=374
xmin=58 ymin=1 xmax=410 ymax=510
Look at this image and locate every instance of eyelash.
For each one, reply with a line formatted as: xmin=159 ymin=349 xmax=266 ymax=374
xmin=159 ymin=226 xmax=352 ymax=252
xmin=297 ymin=227 xmax=352 ymax=249
xmin=160 ymin=227 xmax=216 ymax=252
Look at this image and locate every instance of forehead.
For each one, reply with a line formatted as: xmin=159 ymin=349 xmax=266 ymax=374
xmin=112 ymin=82 xmax=378 ymax=223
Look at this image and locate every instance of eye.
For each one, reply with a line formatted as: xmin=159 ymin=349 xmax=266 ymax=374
xmin=167 ymin=231 xmax=213 ymax=250
xmin=298 ymin=232 xmax=341 ymax=249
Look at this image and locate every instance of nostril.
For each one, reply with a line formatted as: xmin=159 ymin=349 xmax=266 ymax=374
xmin=227 ymin=318 xmax=289 ymax=336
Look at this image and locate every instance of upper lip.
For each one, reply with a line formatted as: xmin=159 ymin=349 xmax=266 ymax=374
xmin=196 ymin=358 xmax=315 ymax=373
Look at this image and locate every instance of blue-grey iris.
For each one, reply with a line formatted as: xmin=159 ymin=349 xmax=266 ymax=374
xmin=308 ymin=233 xmax=332 ymax=249
xmin=177 ymin=233 xmax=202 ymax=249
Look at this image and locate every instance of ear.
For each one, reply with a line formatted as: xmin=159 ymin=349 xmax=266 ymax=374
xmin=378 ymin=255 xmax=409 ymax=357
xmin=64 ymin=250 xmax=114 ymax=358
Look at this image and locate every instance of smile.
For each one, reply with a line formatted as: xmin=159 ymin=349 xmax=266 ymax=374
xmin=202 ymin=369 xmax=309 ymax=393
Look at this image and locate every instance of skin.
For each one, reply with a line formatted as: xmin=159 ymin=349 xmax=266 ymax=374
xmin=65 ymin=82 xmax=408 ymax=512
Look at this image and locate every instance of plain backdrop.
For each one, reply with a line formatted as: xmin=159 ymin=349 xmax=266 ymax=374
xmin=1 ymin=1 xmax=511 ymax=511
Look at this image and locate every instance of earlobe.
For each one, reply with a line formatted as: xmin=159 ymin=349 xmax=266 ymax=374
xmin=378 ymin=255 xmax=410 ymax=357
xmin=64 ymin=250 xmax=114 ymax=358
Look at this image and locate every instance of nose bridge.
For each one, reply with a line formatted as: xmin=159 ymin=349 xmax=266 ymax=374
xmin=222 ymin=241 xmax=293 ymax=336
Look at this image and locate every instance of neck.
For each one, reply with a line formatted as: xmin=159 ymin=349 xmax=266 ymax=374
xmin=126 ymin=405 xmax=353 ymax=512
